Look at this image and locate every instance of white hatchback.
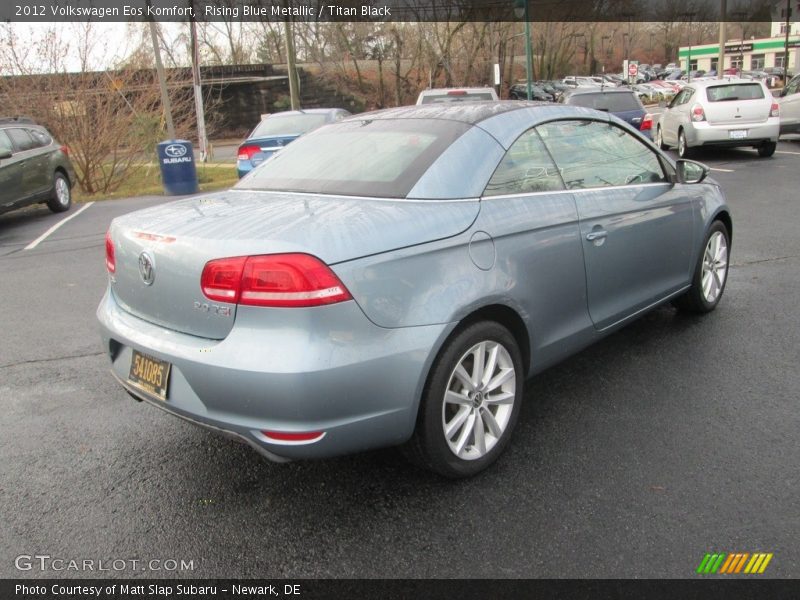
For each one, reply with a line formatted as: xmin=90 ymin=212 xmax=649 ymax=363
xmin=415 ymin=87 xmax=498 ymax=105
xmin=655 ymin=78 xmax=780 ymax=158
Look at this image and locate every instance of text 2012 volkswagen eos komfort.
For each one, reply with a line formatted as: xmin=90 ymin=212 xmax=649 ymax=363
xmin=98 ymin=102 xmax=732 ymax=477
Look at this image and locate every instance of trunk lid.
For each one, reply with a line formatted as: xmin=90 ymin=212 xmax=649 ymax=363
xmin=109 ymin=190 xmax=479 ymax=339
xmin=703 ymin=82 xmax=772 ymax=125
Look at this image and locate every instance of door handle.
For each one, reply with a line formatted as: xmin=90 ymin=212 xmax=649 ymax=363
xmin=586 ymin=230 xmax=608 ymax=242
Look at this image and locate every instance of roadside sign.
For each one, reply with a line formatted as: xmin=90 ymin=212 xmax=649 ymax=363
xmin=628 ymin=63 xmax=638 ymax=77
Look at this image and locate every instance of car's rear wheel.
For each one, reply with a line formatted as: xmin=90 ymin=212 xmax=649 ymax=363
xmin=404 ymin=321 xmax=523 ymax=478
xmin=673 ymin=220 xmax=730 ymax=313
xmin=677 ymin=129 xmax=693 ymax=158
xmin=655 ymin=126 xmax=669 ymax=150
xmin=757 ymin=142 xmax=776 ymax=157
xmin=46 ymin=172 xmax=71 ymax=213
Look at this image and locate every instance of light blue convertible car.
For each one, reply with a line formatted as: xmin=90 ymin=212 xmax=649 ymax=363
xmin=98 ymin=102 xmax=731 ymax=477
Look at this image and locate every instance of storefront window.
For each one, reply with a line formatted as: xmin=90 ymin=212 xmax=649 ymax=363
xmin=751 ymin=54 xmax=765 ymax=70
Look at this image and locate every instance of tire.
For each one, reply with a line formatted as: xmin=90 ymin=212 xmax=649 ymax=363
xmin=677 ymin=129 xmax=693 ymax=158
xmin=403 ymin=321 xmax=524 ymax=478
xmin=757 ymin=142 xmax=776 ymax=157
xmin=655 ymin=126 xmax=669 ymax=150
xmin=47 ymin=172 xmax=71 ymax=213
xmin=673 ymin=220 xmax=730 ymax=313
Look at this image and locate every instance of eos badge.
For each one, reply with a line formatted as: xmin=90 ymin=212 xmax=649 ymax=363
xmin=164 ymin=144 xmax=187 ymax=158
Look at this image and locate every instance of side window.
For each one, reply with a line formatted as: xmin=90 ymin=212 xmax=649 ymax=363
xmin=6 ymin=128 xmax=36 ymax=152
xmin=536 ymin=120 xmax=666 ymax=190
xmin=28 ymin=128 xmax=52 ymax=147
xmin=483 ymin=128 xmax=564 ymax=196
xmin=0 ymin=130 xmax=12 ymax=154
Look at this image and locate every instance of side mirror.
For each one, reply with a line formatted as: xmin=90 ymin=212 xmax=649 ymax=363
xmin=0 ymin=148 xmax=12 ymax=160
xmin=676 ymin=159 xmax=709 ymax=184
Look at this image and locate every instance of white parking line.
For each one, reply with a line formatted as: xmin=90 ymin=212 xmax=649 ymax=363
xmin=775 ymin=150 xmax=800 ymax=155
xmin=24 ymin=202 xmax=95 ymax=250
xmin=710 ymin=167 xmax=735 ymax=173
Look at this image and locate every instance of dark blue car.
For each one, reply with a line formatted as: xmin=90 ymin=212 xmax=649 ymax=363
xmin=558 ymin=88 xmax=653 ymax=139
xmin=237 ymin=108 xmax=350 ymax=178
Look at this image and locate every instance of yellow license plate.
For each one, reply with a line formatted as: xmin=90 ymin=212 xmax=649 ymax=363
xmin=128 ymin=350 xmax=171 ymax=400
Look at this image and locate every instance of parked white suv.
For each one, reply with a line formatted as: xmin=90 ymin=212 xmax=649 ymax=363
xmin=415 ymin=87 xmax=498 ymax=104
xmin=778 ymin=74 xmax=800 ymax=136
xmin=655 ymin=78 xmax=780 ymax=157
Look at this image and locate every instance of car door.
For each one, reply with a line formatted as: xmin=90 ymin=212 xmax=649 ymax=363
xmin=5 ymin=128 xmax=48 ymax=201
xmin=779 ymin=75 xmax=800 ymax=133
xmin=0 ymin=129 xmax=25 ymax=210
xmin=537 ymin=119 xmax=695 ymax=330
xmin=661 ymin=88 xmax=691 ymax=144
xmin=479 ymin=127 xmax=590 ymax=366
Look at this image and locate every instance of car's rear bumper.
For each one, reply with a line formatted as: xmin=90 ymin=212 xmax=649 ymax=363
xmin=97 ymin=288 xmax=451 ymax=461
xmin=685 ymin=119 xmax=780 ymax=146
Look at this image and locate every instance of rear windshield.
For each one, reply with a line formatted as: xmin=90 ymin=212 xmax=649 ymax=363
xmin=565 ymin=92 xmax=641 ymax=112
xmin=706 ymin=83 xmax=765 ymax=102
xmin=235 ymin=118 xmax=470 ymax=198
xmin=420 ymin=92 xmax=495 ymax=104
xmin=251 ymin=114 xmax=328 ymax=137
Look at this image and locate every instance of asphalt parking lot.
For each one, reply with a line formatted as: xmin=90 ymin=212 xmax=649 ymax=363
xmin=1 ymin=139 xmax=799 ymax=580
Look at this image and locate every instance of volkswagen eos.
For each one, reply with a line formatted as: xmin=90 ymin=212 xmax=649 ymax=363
xmin=98 ymin=103 xmax=731 ymax=477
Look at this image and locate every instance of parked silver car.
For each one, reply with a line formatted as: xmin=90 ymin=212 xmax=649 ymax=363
xmin=98 ymin=103 xmax=732 ymax=477
xmin=655 ymin=78 xmax=780 ymax=157
xmin=778 ymin=73 xmax=800 ymax=135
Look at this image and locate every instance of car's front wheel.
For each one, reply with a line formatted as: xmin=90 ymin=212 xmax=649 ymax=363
xmin=47 ymin=172 xmax=71 ymax=213
xmin=404 ymin=321 xmax=524 ymax=478
xmin=674 ymin=220 xmax=730 ymax=313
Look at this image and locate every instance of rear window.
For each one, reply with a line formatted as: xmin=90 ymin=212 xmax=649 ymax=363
xmin=251 ymin=114 xmax=328 ymax=138
xmin=565 ymin=92 xmax=642 ymax=112
xmin=706 ymin=83 xmax=765 ymax=102
xmin=420 ymin=92 xmax=495 ymax=104
xmin=235 ymin=118 xmax=470 ymax=198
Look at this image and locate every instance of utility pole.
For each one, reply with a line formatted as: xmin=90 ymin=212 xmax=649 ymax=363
xmin=283 ymin=16 xmax=301 ymax=110
xmin=147 ymin=1 xmax=175 ymax=140
xmin=513 ymin=0 xmax=533 ymax=100
xmin=718 ymin=0 xmax=726 ymax=79
xmin=190 ymin=20 xmax=209 ymax=161
xmin=784 ymin=0 xmax=792 ymax=83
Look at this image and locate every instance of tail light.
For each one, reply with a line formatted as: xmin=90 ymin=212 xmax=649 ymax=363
xmin=105 ymin=230 xmax=115 ymax=274
xmin=640 ymin=113 xmax=653 ymax=131
xmin=237 ymin=145 xmax=261 ymax=161
xmin=691 ymin=103 xmax=706 ymax=122
xmin=447 ymin=90 xmax=468 ymax=96
xmin=59 ymin=145 xmax=70 ymax=156
xmin=201 ymin=253 xmax=352 ymax=308
xmin=770 ymin=102 xmax=780 ymax=117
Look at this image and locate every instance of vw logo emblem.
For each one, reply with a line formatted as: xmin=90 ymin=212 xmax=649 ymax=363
xmin=164 ymin=144 xmax=187 ymax=158
xmin=138 ymin=252 xmax=155 ymax=286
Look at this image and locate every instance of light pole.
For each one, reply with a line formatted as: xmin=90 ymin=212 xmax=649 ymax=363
xmin=514 ymin=0 xmax=533 ymax=100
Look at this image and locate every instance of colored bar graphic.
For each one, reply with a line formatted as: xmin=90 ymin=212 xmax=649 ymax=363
xmin=734 ymin=553 xmax=749 ymax=573
xmin=697 ymin=554 xmax=712 ymax=574
xmin=699 ymin=552 xmax=773 ymax=575
xmin=758 ymin=554 xmax=773 ymax=573
xmin=719 ymin=554 xmax=736 ymax=573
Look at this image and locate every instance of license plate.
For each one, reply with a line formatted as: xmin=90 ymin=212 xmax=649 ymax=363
xmin=128 ymin=350 xmax=170 ymax=400
xmin=729 ymin=130 xmax=748 ymax=139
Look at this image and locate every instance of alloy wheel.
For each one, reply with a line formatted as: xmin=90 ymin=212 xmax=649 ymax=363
xmin=701 ymin=231 xmax=728 ymax=303
xmin=441 ymin=340 xmax=516 ymax=460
